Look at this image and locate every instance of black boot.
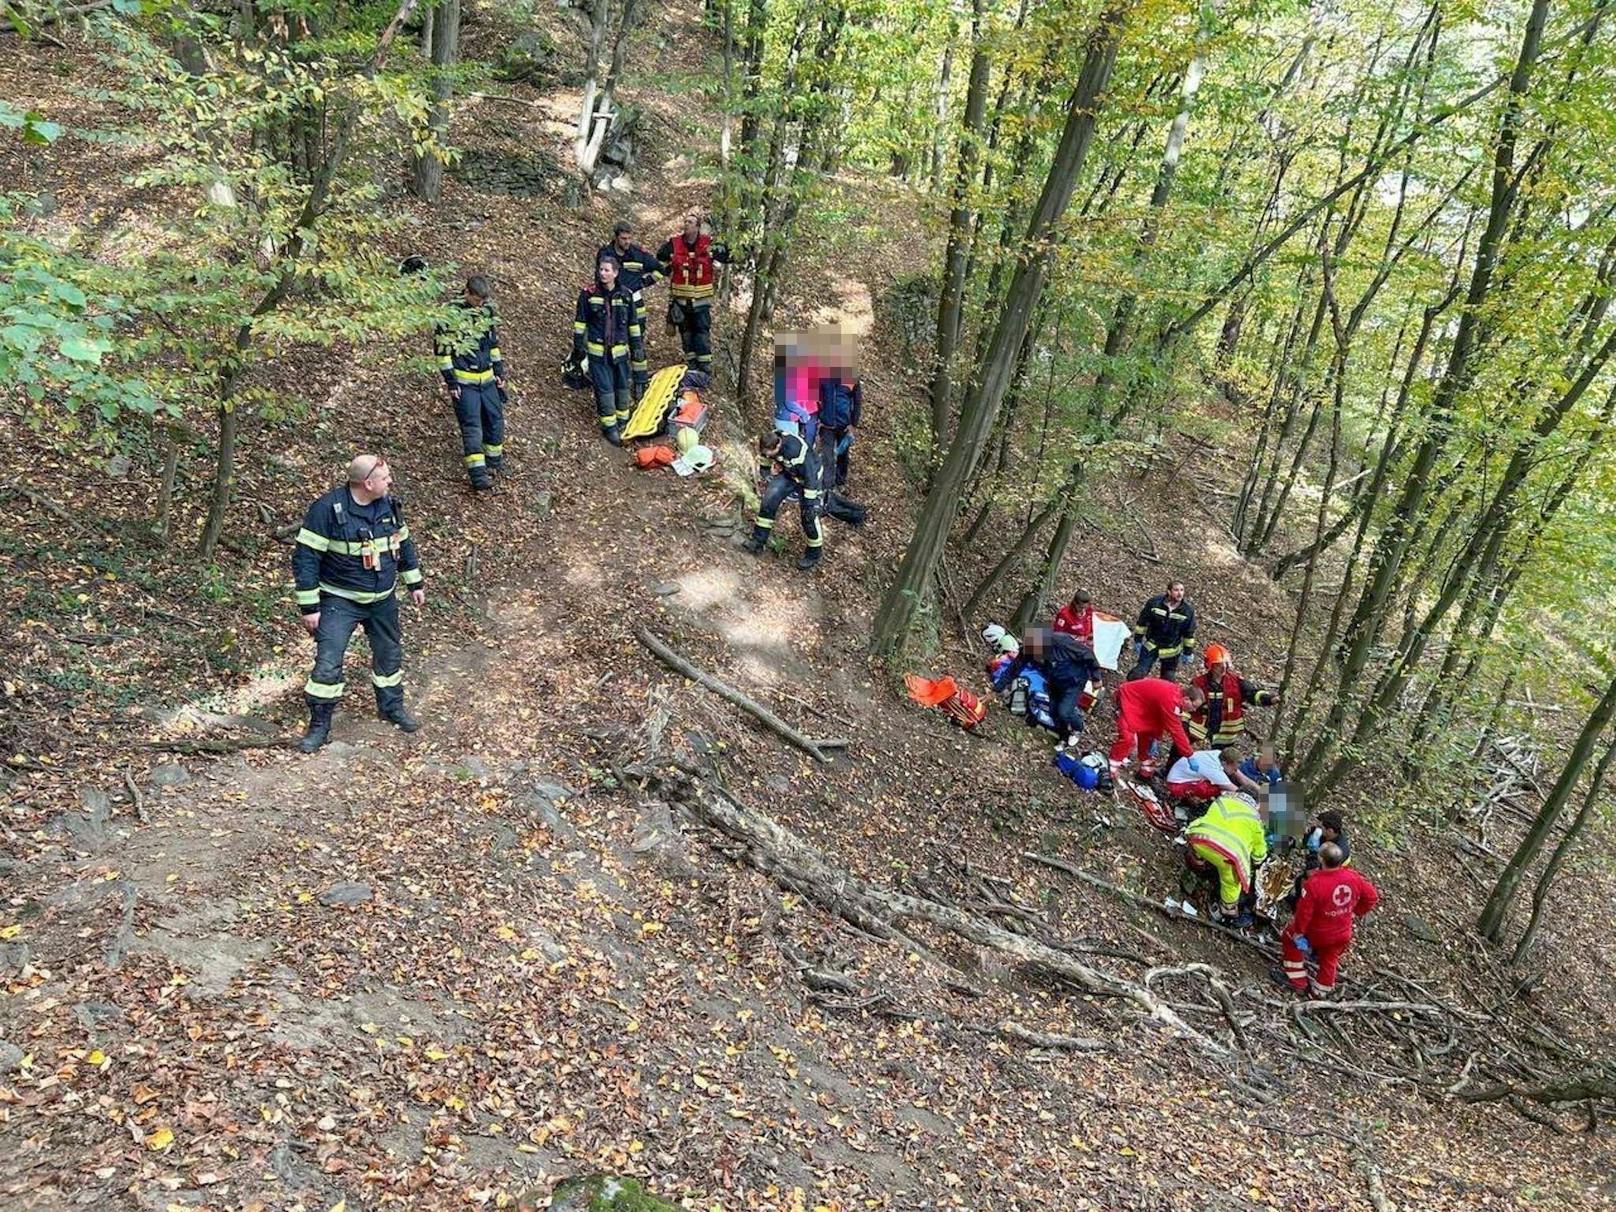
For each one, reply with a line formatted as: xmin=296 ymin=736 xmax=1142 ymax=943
xmin=298 ymin=701 xmax=335 ymax=753
xmin=796 ymin=547 xmax=822 ymax=572
xmin=603 ymin=424 xmax=622 ymax=447
xmin=741 ymin=525 xmax=768 ymax=554
xmin=470 ymin=471 xmax=494 ymax=492
xmin=380 ymin=704 xmax=420 ymax=733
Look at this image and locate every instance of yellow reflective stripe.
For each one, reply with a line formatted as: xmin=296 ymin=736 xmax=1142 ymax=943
xmin=598 ymin=415 xmax=617 ymax=427
xmin=610 ymin=343 xmax=628 ymax=356
xmin=670 ymin=284 xmax=714 ymax=299
xmin=317 ymin=582 xmax=396 ymax=604
xmin=371 ymin=670 xmax=404 ymax=688
xmin=631 ymin=360 xmax=648 ymax=370
xmin=304 ymin=679 xmax=345 ymax=699
xmin=401 ymin=568 xmax=423 ymax=586
xmin=755 ymin=517 xmax=774 ymax=529
xmin=464 ymin=452 xmax=486 ymax=466
xmin=483 ymin=444 xmax=502 ymax=456
xmin=573 ymin=322 xmax=587 ymax=332
xmin=393 ymin=525 xmax=410 ymax=543
xmin=489 ymin=346 xmax=501 ymax=360
xmin=803 ymin=489 xmax=822 ymax=500
xmin=296 ymin=528 xmax=330 ymax=552
xmin=295 ymin=588 xmax=320 ymax=606
xmin=437 ymin=355 xmax=455 ymax=369
xmin=453 ymin=368 xmax=495 ymax=383
xmin=589 ymin=295 xmax=605 ymax=304
xmin=586 ymin=342 xmax=606 ymax=355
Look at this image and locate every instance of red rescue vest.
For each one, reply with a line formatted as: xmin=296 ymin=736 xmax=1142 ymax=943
xmin=1189 ymin=671 xmax=1246 ymax=744
xmin=669 ymin=233 xmax=715 ymax=299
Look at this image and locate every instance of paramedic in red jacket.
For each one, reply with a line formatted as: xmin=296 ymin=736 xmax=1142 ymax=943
xmin=1279 ymin=844 xmax=1379 ymax=997
xmin=1109 ymin=677 xmax=1204 ymax=778
xmin=1052 ymin=590 xmax=1095 ymax=645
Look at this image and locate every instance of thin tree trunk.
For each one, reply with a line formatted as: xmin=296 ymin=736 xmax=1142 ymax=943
xmin=1009 ymin=466 xmax=1083 ymax=635
xmin=199 ymin=0 xmax=421 ymax=558
xmin=1511 ymin=729 xmax=1616 ymax=963
xmin=928 ymin=0 xmax=990 ymax=462
xmin=1300 ymin=0 xmax=1550 ymax=779
xmin=409 ymin=0 xmax=459 ymax=202
xmin=871 ymin=5 xmax=1129 ymax=656
xmin=963 ymin=494 xmax=1061 ymax=619
xmin=1478 ymin=672 xmax=1616 ymax=943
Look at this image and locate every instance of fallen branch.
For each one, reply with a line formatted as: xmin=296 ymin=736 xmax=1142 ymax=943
xmin=805 ymin=737 xmax=850 ymax=750
xmin=643 ymin=757 xmax=1259 ymax=1083
xmin=1294 ymin=999 xmax=1443 ymax=1018
xmin=1023 ymin=852 xmax=1279 ymax=958
xmin=122 ymin=769 xmax=148 ymax=825
xmin=635 ymin=627 xmax=832 ymax=763
xmin=992 ymin=1021 xmax=1109 ymax=1052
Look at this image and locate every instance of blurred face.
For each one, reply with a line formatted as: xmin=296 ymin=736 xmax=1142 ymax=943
xmin=1257 ymin=753 xmax=1274 ymax=773
xmin=1168 ymin=582 xmax=1185 ymax=605
xmin=683 ymin=214 xmax=700 ymax=241
xmin=464 ymin=288 xmax=485 ymax=308
xmin=598 ymin=259 xmax=618 ymax=288
xmin=1209 ymin=660 xmax=1227 ymax=680
xmin=614 ymin=229 xmax=632 ymax=251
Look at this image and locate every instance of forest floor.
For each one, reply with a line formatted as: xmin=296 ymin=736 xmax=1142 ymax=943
xmin=4 ymin=6 xmax=1616 ymax=1210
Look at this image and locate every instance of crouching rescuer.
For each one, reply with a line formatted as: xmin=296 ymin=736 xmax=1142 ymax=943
xmin=743 ymin=429 xmax=825 ymax=571
xmin=292 ymin=455 xmax=425 ymax=752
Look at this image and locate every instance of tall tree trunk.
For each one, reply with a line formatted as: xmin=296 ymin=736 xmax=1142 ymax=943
xmin=870 ymin=5 xmax=1128 ymax=657
xmin=929 ymin=30 xmax=955 ymax=190
xmin=1511 ymin=728 xmax=1616 ymax=963
xmin=1008 ymin=465 xmax=1084 ymax=635
xmin=409 ymin=0 xmax=460 ymax=202
xmin=1091 ymin=2 xmax=1212 ymax=422
xmin=1300 ymin=0 xmax=1549 ymax=780
xmin=1478 ymin=672 xmax=1616 ymax=943
xmin=928 ymin=0 xmax=990 ymax=462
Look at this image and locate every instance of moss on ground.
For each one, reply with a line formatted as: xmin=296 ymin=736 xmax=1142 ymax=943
xmin=546 ymin=1174 xmax=679 ymax=1212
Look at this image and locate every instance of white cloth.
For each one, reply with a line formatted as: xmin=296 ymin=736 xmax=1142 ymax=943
xmin=1166 ymin=749 xmax=1234 ymax=789
xmin=1091 ymin=613 xmax=1131 ymax=671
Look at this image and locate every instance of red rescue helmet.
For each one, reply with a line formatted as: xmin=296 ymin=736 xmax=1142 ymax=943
xmin=1203 ymin=642 xmax=1231 ymax=668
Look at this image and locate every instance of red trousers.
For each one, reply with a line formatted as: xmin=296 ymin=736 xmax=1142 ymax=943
xmin=1110 ymin=727 xmax=1159 ymax=767
xmin=1167 ymin=778 xmax=1219 ymax=801
xmin=1281 ymin=934 xmax=1349 ymax=995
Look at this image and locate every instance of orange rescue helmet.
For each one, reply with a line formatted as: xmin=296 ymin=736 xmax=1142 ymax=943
xmin=1203 ymin=642 xmax=1231 ymax=668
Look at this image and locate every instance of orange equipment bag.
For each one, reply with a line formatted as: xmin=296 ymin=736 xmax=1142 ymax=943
xmin=634 ymin=445 xmax=676 ymax=469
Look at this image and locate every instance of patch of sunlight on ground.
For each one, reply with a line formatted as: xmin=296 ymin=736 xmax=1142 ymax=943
xmin=811 ymin=275 xmax=874 ymax=336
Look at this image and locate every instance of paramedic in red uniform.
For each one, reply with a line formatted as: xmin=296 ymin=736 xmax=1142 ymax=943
xmin=1109 ymin=677 xmax=1204 ymax=778
xmin=1052 ymin=590 xmax=1095 ymax=645
xmin=1279 ymin=843 xmax=1379 ymax=998
xmin=657 ymin=212 xmax=731 ymax=371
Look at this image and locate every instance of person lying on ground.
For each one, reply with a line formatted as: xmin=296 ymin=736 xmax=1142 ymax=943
xmin=1240 ymin=743 xmax=1284 ymax=789
xmin=1278 ymin=842 xmax=1378 ymax=998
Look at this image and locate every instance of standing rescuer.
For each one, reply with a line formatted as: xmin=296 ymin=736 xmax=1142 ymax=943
xmin=1187 ymin=642 xmax=1280 ymax=748
xmin=658 ymin=211 xmax=730 ymax=370
xmin=1280 ymin=842 xmax=1379 ymax=997
xmin=292 ymin=455 xmax=424 ymax=752
xmin=1129 ymin=579 xmax=1197 ymax=680
xmin=573 ymin=253 xmax=644 ymax=445
xmin=435 ymin=275 xmax=507 ymax=491
xmin=600 ymin=220 xmax=664 ymax=398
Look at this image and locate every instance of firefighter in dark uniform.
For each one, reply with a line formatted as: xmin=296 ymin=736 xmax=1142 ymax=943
xmin=742 ymin=429 xmax=825 ymax=571
xmin=435 ymin=275 xmax=507 ymax=491
xmin=292 ymin=454 xmax=424 ymax=752
xmin=657 ymin=211 xmax=730 ymax=370
xmin=599 ymin=220 xmax=664 ymax=398
xmin=572 ymin=253 xmax=644 ymax=445
xmin=1128 ymin=579 xmax=1198 ymax=681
